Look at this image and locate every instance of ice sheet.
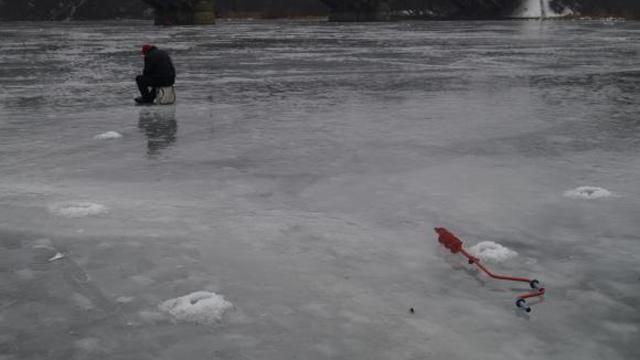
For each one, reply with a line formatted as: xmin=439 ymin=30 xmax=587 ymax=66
xmin=0 ymin=19 xmax=638 ymax=360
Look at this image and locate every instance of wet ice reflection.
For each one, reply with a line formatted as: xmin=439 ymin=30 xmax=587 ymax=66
xmin=138 ymin=106 xmax=178 ymax=157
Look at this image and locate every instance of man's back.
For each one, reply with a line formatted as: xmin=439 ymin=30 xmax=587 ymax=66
xmin=143 ymin=47 xmax=175 ymax=83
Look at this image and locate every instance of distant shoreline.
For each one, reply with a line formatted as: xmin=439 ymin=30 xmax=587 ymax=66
xmin=0 ymin=15 xmax=631 ymax=23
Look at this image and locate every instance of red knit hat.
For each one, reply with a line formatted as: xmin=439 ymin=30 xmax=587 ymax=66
xmin=142 ymin=44 xmax=154 ymax=55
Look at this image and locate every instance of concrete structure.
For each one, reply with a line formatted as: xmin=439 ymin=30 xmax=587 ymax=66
xmin=142 ymin=0 xmax=215 ymax=25
xmin=321 ymin=0 xmax=391 ymax=21
xmin=142 ymin=0 xmax=393 ymax=24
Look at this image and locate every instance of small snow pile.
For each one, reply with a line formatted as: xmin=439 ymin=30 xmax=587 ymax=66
xmin=48 ymin=252 xmax=65 ymax=262
xmin=563 ymin=186 xmax=612 ymax=199
xmin=469 ymin=241 xmax=518 ymax=263
xmin=94 ymin=131 xmax=122 ymax=140
xmin=116 ymin=296 xmax=134 ymax=304
xmin=159 ymin=291 xmax=233 ymax=325
xmin=49 ymin=202 xmax=108 ymax=218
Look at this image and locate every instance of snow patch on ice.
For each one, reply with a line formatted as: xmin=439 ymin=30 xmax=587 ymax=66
xmin=602 ymin=321 xmax=638 ymax=334
xmin=72 ymin=293 xmax=95 ymax=310
xmin=469 ymin=241 xmax=518 ymax=263
xmin=48 ymin=252 xmax=65 ymax=262
xmin=74 ymin=338 xmax=101 ymax=353
xmin=159 ymin=291 xmax=233 ymax=325
xmin=15 ymin=268 xmax=35 ymax=280
xmin=49 ymin=202 xmax=108 ymax=218
xmin=33 ymin=238 xmax=54 ymax=250
xmin=563 ymin=186 xmax=612 ymax=199
xmin=94 ymin=131 xmax=122 ymax=140
xmin=130 ymin=275 xmax=155 ymax=286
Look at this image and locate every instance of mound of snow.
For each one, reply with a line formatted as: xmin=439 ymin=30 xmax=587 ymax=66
xmin=48 ymin=252 xmax=65 ymax=262
xmin=563 ymin=186 xmax=612 ymax=199
xmin=159 ymin=291 xmax=233 ymax=325
xmin=116 ymin=296 xmax=134 ymax=303
xmin=469 ymin=241 xmax=518 ymax=263
xmin=49 ymin=202 xmax=108 ymax=218
xmin=94 ymin=131 xmax=122 ymax=140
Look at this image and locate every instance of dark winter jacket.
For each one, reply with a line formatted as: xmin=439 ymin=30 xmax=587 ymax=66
xmin=143 ymin=47 xmax=175 ymax=85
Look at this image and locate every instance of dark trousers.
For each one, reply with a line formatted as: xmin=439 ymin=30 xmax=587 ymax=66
xmin=136 ymin=75 xmax=174 ymax=101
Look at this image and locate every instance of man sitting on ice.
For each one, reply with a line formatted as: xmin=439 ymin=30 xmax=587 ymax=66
xmin=135 ymin=44 xmax=176 ymax=104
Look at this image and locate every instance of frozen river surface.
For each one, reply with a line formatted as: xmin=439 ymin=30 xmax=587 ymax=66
xmin=0 ymin=20 xmax=639 ymax=360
